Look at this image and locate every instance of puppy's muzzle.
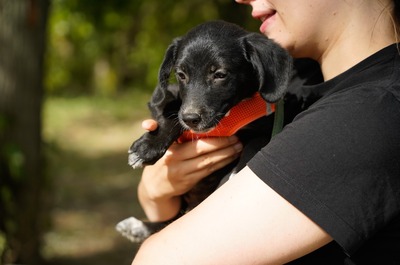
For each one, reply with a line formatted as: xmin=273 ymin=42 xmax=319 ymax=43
xmin=182 ymin=112 xmax=202 ymax=128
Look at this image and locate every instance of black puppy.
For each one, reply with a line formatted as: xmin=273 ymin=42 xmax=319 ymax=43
xmin=128 ymin=20 xmax=292 ymax=174
xmin=118 ymin=21 xmax=294 ymax=242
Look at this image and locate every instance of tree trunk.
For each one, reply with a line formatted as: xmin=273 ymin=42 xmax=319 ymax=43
xmin=0 ymin=0 xmax=50 ymax=263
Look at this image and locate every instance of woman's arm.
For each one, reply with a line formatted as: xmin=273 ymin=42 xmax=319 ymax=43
xmin=133 ymin=166 xmax=332 ymax=264
xmin=138 ymin=120 xmax=243 ymax=222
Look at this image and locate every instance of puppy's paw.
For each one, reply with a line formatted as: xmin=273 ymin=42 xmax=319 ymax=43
xmin=128 ymin=151 xmax=145 ymax=169
xmin=116 ymin=217 xmax=152 ymax=243
xmin=116 ymin=216 xmax=169 ymax=243
xmin=128 ymin=136 xmax=168 ymax=168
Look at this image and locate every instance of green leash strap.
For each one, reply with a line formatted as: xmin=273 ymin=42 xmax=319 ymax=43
xmin=271 ymin=99 xmax=284 ymax=138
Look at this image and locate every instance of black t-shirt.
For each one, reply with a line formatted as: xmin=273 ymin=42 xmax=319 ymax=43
xmin=248 ymin=44 xmax=400 ymax=264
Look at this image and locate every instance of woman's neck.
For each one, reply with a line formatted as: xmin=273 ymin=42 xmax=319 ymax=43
xmin=318 ymin=1 xmax=397 ymax=81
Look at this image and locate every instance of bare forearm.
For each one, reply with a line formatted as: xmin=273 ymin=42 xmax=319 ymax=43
xmin=138 ymin=179 xmax=182 ymax=222
xmin=137 ymin=136 xmax=242 ymax=222
xmin=133 ymin=167 xmax=332 ymax=265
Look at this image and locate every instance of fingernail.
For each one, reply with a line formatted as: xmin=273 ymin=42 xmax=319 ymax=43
xmin=228 ymin=135 xmax=239 ymax=143
xmin=233 ymin=142 xmax=243 ymax=152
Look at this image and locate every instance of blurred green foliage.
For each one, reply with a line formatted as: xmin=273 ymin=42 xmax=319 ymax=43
xmin=0 ymin=114 xmax=22 ymax=263
xmin=45 ymin=0 xmax=257 ymax=96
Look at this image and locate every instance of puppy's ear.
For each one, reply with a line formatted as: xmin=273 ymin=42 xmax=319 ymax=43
xmin=151 ymin=37 xmax=182 ymax=106
xmin=158 ymin=37 xmax=182 ymax=90
xmin=241 ymin=33 xmax=293 ymax=102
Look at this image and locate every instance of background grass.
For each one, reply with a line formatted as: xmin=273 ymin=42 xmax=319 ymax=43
xmin=42 ymin=90 xmax=151 ymax=264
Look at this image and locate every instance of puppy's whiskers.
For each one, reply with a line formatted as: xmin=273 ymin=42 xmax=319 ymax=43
xmin=213 ymin=115 xmax=226 ymax=139
xmin=169 ymin=115 xmax=181 ymax=135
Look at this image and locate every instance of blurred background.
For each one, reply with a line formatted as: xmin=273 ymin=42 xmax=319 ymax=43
xmin=0 ymin=0 xmax=257 ymax=264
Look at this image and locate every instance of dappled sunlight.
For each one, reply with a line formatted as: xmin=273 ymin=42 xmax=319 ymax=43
xmin=42 ymin=93 xmax=148 ymax=264
xmin=1 ymin=0 xmax=259 ymax=263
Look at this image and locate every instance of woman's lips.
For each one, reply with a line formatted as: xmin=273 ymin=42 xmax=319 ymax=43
xmin=253 ymin=11 xmax=276 ymax=34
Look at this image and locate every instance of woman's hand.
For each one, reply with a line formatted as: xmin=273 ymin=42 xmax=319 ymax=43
xmin=138 ymin=119 xmax=243 ymax=222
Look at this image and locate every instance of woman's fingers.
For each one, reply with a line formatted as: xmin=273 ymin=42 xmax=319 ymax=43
xmin=185 ymin=141 xmax=242 ymax=177
xmin=141 ymin=119 xmax=158 ymax=131
xmin=164 ymin=137 xmax=243 ymax=182
xmin=140 ymin=136 xmax=243 ymax=201
xmin=186 ymin=153 xmax=241 ymax=181
xmin=166 ymin=136 xmax=241 ymax=161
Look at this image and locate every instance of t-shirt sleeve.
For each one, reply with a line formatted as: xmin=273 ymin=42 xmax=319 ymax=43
xmin=248 ymin=87 xmax=400 ymax=255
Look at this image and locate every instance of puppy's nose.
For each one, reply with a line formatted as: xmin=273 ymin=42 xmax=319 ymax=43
xmin=182 ymin=113 xmax=202 ymax=127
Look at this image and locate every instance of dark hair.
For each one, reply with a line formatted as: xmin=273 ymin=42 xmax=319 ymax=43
xmin=394 ymin=0 xmax=400 ymax=28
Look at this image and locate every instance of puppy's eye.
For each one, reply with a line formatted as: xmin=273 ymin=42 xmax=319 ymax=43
xmin=176 ymin=71 xmax=187 ymax=81
xmin=214 ymin=71 xmax=227 ymax=79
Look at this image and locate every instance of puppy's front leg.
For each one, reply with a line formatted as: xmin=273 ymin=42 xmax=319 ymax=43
xmin=128 ymin=85 xmax=182 ymax=169
xmin=128 ymin=119 xmax=182 ymax=168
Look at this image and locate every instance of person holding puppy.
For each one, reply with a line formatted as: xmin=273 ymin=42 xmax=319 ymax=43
xmin=133 ymin=0 xmax=400 ymax=264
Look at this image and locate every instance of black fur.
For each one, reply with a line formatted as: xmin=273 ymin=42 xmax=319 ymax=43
xmin=128 ymin=20 xmax=292 ymax=171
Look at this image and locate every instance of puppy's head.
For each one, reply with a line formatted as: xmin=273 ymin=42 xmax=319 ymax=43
xmin=157 ymin=20 xmax=292 ymax=133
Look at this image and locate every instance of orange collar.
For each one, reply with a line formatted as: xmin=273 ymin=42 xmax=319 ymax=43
xmin=178 ymin=92 xmax=275 ymax=143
